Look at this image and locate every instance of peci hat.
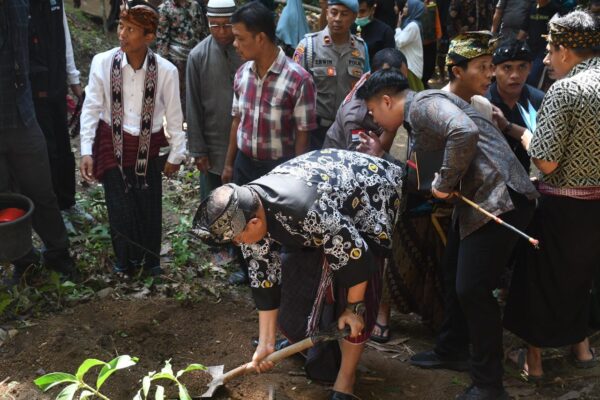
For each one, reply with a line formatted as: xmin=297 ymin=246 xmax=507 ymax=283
xmin=328 ymin=0 xmax=359 ymax=13
xmin=206 ymin=0 xmax=237 ymax=17
xmin=492 ymin=39 xmax=533 ymax=65
xmin=446 ymin=31 xmax=496 ymax=66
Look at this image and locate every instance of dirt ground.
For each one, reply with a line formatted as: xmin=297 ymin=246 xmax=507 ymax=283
xmin=1 ymin=288 xmax=600 ymax=400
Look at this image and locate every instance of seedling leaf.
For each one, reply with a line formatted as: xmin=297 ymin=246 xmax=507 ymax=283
xmin=178 ymin=384 xmax=191 ymax=400
xmin=76 ymin=359 xmax=106 ymax=381
xmin=155 ymin=385 xmax=165 ymax=400
xmin=143 ymin=375 xmax=151 ymax=396
xmin=96 ymin=355 xmax=138 ymax=389
xmin=175 ymin=363 xmax=206 ymax=378
xmin=34 ymin=372 xmax=78 ymax=391
xmin=56 ymin=383 xmax=79 ymax=400
xmin=79 ymin=389 xmax=94 ymax=399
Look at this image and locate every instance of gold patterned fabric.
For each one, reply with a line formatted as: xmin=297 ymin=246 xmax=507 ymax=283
xmin=544 ymin=21 xmax=600 ymax=49
xmin=446 ymin=31 xmax=496 ymax=66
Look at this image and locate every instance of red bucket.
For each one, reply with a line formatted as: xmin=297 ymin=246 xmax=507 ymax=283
xmin=0 ymin=207 xmax=27 ymax=223
xmin=0 ymin=194 xmax=34 ymax=262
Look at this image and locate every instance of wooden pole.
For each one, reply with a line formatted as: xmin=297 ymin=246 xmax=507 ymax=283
xmin=455 ymin=193 xmax=539 ymax=249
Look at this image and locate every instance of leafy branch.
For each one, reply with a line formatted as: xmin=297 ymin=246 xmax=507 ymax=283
xmin=34 ymin=355 xmax=206 ymax=400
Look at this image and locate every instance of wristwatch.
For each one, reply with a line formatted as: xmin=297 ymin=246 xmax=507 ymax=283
xmin=346 ymin=301 xmax=366 ymax=316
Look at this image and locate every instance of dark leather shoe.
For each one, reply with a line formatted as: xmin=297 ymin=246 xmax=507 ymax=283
xmin=410 ymin=349 xmax=470 ymax=371
xmin=330 ymin=390 xmax=360 ymax=400
xmin=456 ymin=385 xmax=508 ymax=400
xmin=228 ymin=269 xmax=249 ymax=285
xmin=44 ymin=252 xmax=79 ymax=282
xmin=5 ymin=248 xmax=42 ymax=286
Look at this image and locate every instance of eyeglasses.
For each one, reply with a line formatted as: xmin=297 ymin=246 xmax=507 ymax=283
xmin=209 ymin=23 xmax=233 ymax=30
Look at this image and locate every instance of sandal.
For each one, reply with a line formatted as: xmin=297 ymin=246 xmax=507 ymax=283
xmin=370 ymin=322 xmax=390 ymax=344
xmin=113 ymin=264 xmax=133 ymax=281
xmin=507 ymin=348 xmax=544 ymax=383
xmin=571 ymin=347 xmax=598 ymax=369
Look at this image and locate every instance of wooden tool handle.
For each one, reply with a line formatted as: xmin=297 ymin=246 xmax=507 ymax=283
xmin=221 ymin=337 xmax=314 ymax=384
xmin=264 ymin=337 xmax=314 ymax=363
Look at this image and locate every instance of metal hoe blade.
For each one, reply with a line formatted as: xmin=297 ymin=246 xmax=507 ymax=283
xmin=200 ymin=365 xmax=225 ymax=398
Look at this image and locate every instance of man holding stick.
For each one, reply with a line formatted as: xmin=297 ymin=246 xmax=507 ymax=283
xmin=356 ymin=68 xmax=538 ymax=400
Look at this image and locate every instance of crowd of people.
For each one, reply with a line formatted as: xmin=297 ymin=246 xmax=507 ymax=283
xmin=1 ymin=0 xmax=599 ymax=399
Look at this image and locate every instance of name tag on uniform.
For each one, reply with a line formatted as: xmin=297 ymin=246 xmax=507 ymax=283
xmin=315 ymin=59 xmax=334 ymax=66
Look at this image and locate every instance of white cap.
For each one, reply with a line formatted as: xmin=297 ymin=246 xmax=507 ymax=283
xmin=206 ymin=0 xmax=237 ymax=17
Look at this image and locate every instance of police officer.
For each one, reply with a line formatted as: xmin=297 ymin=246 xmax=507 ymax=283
xmin=294 ymin=0 xmax=370 ymax=150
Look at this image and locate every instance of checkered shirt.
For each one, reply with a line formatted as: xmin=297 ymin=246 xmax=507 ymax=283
xmin=232 ymin=48 xmax=317 ymax=160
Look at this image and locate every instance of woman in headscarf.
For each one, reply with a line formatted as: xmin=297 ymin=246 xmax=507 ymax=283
xmin=394 ymin=0 xmax=425 ymax=91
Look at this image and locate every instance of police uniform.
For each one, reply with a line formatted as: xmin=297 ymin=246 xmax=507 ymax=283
xmin=294 ymin=26 xmax=370 ymax=150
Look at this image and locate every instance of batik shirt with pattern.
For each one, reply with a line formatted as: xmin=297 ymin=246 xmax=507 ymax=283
xmin=156 ymin=0 xmax=209 ymax=63
xmin=240 ymin=149 xmax=403 ymax=310
xmin=529 ymin=57 xmax=600 ymax=188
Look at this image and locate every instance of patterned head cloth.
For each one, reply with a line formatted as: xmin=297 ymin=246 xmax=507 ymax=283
xmin=544 ymin=19 xmax=600 ymax=49
xmin=492 ymin=39 xmax=533 ymax=65
xmin=446 ymin=31 xmax=496 ymax=66
xmin=120 ymin=0 xmax=159 ymax=33
xmin=192 ymin=184 xmax=258 ymax=245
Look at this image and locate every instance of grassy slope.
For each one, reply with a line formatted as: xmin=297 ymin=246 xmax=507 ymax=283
xmin=65 ymin=1 xmax=118 ymax=85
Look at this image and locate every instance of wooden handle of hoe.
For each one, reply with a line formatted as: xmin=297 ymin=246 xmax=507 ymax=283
xmin=220 ymin=336 xmax=315 ymax=384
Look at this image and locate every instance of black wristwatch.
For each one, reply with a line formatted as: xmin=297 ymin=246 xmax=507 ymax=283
xmin=346 ymin=301 xmax=366 ymax=316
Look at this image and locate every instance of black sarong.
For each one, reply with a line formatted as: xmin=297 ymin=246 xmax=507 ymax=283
xmin=101 ymin=159 xmax=163 ymax=272
xmin=504 ymin=194 xmax=600 ymax=347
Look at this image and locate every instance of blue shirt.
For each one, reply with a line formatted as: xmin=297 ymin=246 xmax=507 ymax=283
xmin=0 ymin=0 xmax=36 ymax=129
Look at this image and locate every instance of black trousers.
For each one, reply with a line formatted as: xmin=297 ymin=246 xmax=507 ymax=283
xmin=0 ymin=120 xmax=69 ymax=262
xmin=232 ymin=150 xmax=289 ymax=186
xmin=435 ymin=191 xmax=535 ymax=389
xmin=101 ymin=160 xmax=162 ymax=271
xmin=422 ymin=42 xmax=437 ymax=88
xmin=311 ymin=125 xmax=329 ymax=151
xmin=34 ymin=95 xmax=76 ymax=210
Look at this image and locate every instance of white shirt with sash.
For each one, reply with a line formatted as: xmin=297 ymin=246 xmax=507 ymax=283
xmin=80 ymin=47 xmax=186 ymax=165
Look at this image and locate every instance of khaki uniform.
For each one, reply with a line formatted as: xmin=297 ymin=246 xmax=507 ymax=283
xmin=294 ymin=27 xmax=369 ymax=148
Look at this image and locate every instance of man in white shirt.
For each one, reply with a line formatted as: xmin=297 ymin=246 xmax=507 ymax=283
xmin=79 ymin=0 xmax=186 ymax=277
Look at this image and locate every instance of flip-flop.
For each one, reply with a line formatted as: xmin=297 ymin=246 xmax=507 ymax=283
xmin=571 ymin=347 xmax=598 ymax=369
xmin=370 ymin=322 xmax=390 ymax=344
xmin=507 ymin=348 xmax=544 ymax=383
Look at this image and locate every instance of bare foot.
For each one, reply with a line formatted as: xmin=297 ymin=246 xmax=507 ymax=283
xmin=507 ymin=347 xmax=543 ymax=378
xmin=572 ymin=338 xmax=594 ymax=361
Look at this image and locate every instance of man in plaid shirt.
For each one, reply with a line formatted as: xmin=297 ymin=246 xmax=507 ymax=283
xmin=222 ymin=1 xmax=317 ymax=185
xmin=221 ymin=1 xmax=317 ymax=284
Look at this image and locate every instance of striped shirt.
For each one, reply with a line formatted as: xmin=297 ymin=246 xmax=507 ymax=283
xmin=232 ymin=48 xmax=317 ymax=160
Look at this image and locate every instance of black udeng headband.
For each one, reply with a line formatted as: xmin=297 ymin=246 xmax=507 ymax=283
xmin=192 ymin=184 xmax=258 ymax=245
